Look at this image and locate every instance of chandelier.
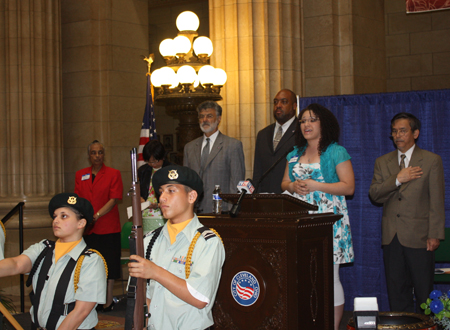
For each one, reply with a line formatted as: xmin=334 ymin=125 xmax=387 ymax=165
xmin=150 ymin=11 xmax=227 ymax=97
xmin=150 ymin=11 xmax=227 ymax=162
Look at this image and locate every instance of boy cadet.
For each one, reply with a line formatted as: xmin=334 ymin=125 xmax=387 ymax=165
xmin=128 ymin=165 xmax=225 ymax=330
xmin=0 ymin=193 xmax=107 ymax=330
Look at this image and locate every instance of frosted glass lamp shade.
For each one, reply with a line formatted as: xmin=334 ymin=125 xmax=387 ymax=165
xmin=159 ymin=67 xmax=176 ymax=86
xmin=213 ymin=68 xmax=227 ymax=86
xmin=193 ymin=37 xmax=213 ymax=56
xmin=173 ymin=36 xmax=191 ymax=55
xmin=169 ymin=74 xmax=180 ymax=89
xmin=176 ymin=11 xmax=200 ymax=32
xmin=193 ymin=75 xmax=200 ymax=88
xmin=177 ymin=65 xmax=196 ymax=84
xmin=198 ymin=65 xmax=215 ymax=85
xmin=150 ymin=69 xmax=162 ymax=87
xmin=159 ymin=39 xmax=175 ymax=57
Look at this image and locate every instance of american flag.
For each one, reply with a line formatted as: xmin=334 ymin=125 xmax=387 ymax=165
xmin=137 ymin=74 xmax=157 ymax=168
xmin=236 ymin=282 xmax=254 ymax=300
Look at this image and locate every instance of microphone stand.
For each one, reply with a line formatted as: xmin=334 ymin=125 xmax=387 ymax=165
xmin=254 ymin=146 xmax=295 ymax=193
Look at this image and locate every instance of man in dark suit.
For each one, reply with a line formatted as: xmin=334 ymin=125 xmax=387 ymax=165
xmin=183 ymin=101 xmax=245 ymax=213
xmin=369 ymin=112 xmax=445 ymax=312
xmin=253 ymin=89 xmax=298 ymax=193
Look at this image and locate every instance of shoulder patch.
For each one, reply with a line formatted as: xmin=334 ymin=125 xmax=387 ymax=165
xmin=197 ymin=226 xmax=217 ymax=241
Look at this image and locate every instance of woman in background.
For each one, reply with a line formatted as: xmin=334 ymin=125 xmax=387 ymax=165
xmin=138 ymin=140 xmax=172 ymax=233
xmin=75 ymin=140 xmax=123 ymax=312
xmin=281 ymin=103 xmax=355 ymax=330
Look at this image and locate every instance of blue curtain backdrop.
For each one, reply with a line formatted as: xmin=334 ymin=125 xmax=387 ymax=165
xmin=298 ymin=89 xmax=450 ymax=311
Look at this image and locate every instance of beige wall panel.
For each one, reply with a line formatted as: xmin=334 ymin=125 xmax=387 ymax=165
xmin=303 ymin=0 xmax=332 ymax=17
xmin=111 ymin=21 xmax=148 ymax=48
xmin=353 ymin=0 xmax=384 ymax=20
xmin=388 ymin=12 xmax=431 ymax=35
xmin=389 ymin=54 xmax=433 ymax=78
xmin=305 ymin=76 xmax=335 ymax=96
xmin=304 ymin=46 xmax=334 ymax=78
xmin=432 ymin=10 xmax=450 ymax=30
xmin=340 ymin=75 xmax=355 ymax=95
xmin=338 ymin=14 xmax=353 ymax=46
xmin=62 ymin=21 xmax=101 ymax=48
xmin=386 ymin=77 xmax=411 ymax=92
xmin=304 ymin=15 xmax=333 ymax=47
xmin=109 ymin=96 xmax=147 ymax=123
xmin=112 ymin=0 xmax=148 ymax=24
xmin=353 ymin=47 xmax=386 ymax=79
xmin=63 ymin=96 xmax=100 ymax=123
xmin=411 ymin=74 xmax=450 ymax=90
xmin=433 ymin=52 xmax=450 ymax=74
xmin=353 ymin=16 xmax=385 ymax=50
xmin=410 ymin=29 xmax=450 ymax=54
xmin=109 ymin=71 xmax=144 ymax=97
xmin=110 ymin=121 xmax=142 ymax=147
xmin=61 ymin=0 xmax=99 ymax=23
xmin=354 ymin=76 xmax=385 ymax=94
xmin=384 ymin=0 xmax=405 ymax=14
xmin=63 ymin=122 xmax=96 ymax=148
xmin=385 ymin=34 xmax=410 ymax=57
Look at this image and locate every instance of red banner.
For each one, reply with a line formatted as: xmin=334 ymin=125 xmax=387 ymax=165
xmin=406 ymin=0 xmax=450 ymax=12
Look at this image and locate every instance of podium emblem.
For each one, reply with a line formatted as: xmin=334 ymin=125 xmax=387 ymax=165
xmin=231 ymin=271 xmax=260 ymax=306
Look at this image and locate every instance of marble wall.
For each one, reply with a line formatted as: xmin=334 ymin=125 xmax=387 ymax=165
xmin=385 ymin=0 xmax=450 ymax=91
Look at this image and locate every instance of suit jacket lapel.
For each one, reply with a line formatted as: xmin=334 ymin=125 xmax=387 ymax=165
xmin=205 ymin=132 xmax=223 ymax=169
xmin=267 ymin=124 xmax=276 ymax=153
xmin=275 ymin=120 xmax=297 ymax=152
xmin=195 ymin=137 xmax=203 ymax=168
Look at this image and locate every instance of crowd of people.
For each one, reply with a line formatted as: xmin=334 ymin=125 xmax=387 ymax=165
xmin=0 ymin=91 xmax=445 ymax=330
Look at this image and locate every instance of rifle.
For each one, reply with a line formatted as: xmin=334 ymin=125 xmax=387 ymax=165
xmin=124 ymin=148 xmax=147 ymax=330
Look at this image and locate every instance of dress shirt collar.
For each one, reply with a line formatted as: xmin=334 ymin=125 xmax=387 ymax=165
xmin=398 ymin=144 xmax=415 ymax=168
xmin=202 ymin=130 xmax=220 ymax=152
xmin=274 ymin=116 xmax=296 ymax=140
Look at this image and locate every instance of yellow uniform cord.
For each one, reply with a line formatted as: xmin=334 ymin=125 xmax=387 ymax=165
xmin=74 ymin=249 xmax=108 ymax=292
xmin=185 ymin=228 xmax=223 ymax=279
xmin=0 ymin=221 xmax=5 ymax=238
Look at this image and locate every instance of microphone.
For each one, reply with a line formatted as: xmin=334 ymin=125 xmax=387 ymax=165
xmin=230 ymin=179 xmax=255 ymax=218
xmin=254 ymin=146 xmax=295 ymax=193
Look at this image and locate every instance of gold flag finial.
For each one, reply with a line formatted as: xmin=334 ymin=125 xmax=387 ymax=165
xmin=143 ymin=54 xmax=155 ymax=75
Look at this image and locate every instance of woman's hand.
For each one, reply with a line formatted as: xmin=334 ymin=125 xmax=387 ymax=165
xmin=292 ymin=179 xmax=310 ymax=195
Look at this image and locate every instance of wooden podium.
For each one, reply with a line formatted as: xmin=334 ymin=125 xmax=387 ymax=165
xmin=199 ymin=193 xmax=341 ymax=330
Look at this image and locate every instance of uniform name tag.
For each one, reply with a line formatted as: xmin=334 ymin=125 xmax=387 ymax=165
xmin=81 ymin=174 xmax=90 ymax=181
xmin=289 ymin=156 xmax=298 ymax=163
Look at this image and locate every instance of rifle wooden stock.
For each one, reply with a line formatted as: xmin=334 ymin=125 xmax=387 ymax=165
xmin=126 ymin=148 xmax=146 ymax=330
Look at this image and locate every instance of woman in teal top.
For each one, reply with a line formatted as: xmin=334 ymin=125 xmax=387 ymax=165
xmin=281 ymin=103 xmax=355 ymax=330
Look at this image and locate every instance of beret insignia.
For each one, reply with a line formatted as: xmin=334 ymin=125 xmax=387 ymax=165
xmin=67 ymin=196 xmax=77 ymax=205
xmin=168 ymin=170 xmax=179 ymax=180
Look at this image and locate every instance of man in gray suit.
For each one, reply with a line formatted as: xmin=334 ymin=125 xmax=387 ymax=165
xmin=183 ymin=101 xmax=245 ymax=213
xmin=253 ymin=89 xmax=298 ymax=193
xmin=369 ymin=112 xmax=445 ymax=313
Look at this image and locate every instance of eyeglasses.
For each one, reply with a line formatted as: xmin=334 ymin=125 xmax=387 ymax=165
xmin=148 ymin=159 xmax=160 ymax=165
xmin=299 ymin=117 xmax=319 ymax=124
xmin=391 ymin=129 xmax=410 ymax=136
xmin=198 ymin=114 xmax=215 ymax=120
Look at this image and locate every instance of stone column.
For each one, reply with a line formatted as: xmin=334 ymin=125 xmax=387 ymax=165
xmin=0 ymin=0 xmax=63 ymax=294
xmin=209 ymin=0 xmax=303 ymax=179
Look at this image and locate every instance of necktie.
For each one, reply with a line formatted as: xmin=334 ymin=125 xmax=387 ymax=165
xmin=273 ymin=126 xmax=283 ymax=150
xmin=201 ymin=138 xmax=210 ymax=170
xmin=399 ymin=154 xmax=406 ymax=170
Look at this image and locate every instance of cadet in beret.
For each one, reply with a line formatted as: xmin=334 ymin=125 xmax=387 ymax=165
xmin=0 ymin=193 xmax=107 ymax=330
xmin=128 ymin=165 xmax=225 ymax=330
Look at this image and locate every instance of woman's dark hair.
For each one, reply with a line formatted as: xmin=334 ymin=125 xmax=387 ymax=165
xmin=143 ymin=140 xmax=166 ymax=162
xmin=296 ymin=103 xmax=340 ymax=155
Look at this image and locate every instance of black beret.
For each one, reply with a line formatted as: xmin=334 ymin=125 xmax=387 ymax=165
xmin=152 ymin=165 xmax=203 ymax=196
xmin=48 ymin=193 xmax=94 ymax=225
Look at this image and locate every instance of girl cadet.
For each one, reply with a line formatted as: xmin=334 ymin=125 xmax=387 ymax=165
xmin=0 ymin=193 xmax=107 ymax=330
